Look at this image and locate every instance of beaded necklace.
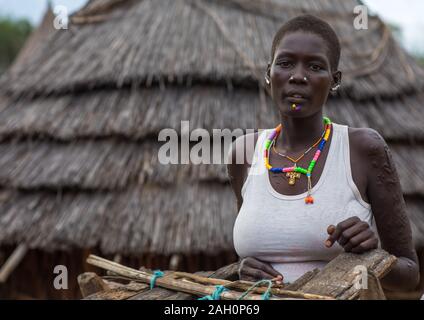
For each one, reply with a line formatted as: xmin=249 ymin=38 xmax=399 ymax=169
xmin=264 ymin=117 xmax=332 ymax=204
xmin=271 ymin=129 xmax=325 ymax=164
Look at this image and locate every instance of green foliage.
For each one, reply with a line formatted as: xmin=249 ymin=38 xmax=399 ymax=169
xmin=416 ymin=56 xmax=424 ymax=67
xmin=0 ymin=16 xmax=33 ymax=73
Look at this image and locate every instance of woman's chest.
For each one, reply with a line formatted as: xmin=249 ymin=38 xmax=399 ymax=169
xmin=234 ymin=200 xmax=349 ymax=260
xmin=267 ymin=147 xmax=328 ymax=196
xmin=234 ymin=190 xmax=373 ymax=261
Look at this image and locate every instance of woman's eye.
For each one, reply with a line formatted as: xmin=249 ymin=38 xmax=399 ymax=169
xmin=277 ymin=61 xmax=292 ymax=68
xmin=310 ymin=64 xmax=323 ymax=71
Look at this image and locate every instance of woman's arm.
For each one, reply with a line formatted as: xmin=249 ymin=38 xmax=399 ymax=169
xmin=360 ymin=128 xmax=419 ymax=291
xmin=326 ymin=128 xmax=419 ymax=290
xmin=227 ymin=132 xmax=258 ymax=212
xmin=227 ymin=137 xmax=245 ymax=212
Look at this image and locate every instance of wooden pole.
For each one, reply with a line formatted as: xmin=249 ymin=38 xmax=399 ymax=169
xmin=172 ymin=271 xmax=334 ymax=300
xmin=0 ymin=244 xmax=28 ymax=283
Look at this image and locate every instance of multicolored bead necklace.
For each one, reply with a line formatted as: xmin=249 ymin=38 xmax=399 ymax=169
xmin=264 ymin=117 xmax=332 ymax=204
xmin=271 ymin=129 xmax=325 ymax=164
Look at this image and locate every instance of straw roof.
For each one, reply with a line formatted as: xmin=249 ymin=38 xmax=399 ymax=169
xmin=0 ymin=0 xmax=423 ymax=255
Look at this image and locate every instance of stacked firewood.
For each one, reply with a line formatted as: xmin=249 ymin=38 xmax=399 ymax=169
xmin=79 ymin=249 xmax=396 ymax=300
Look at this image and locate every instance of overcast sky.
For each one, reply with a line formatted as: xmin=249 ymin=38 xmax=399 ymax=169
xmin=0 ymin=0 xmax=423 ymax=55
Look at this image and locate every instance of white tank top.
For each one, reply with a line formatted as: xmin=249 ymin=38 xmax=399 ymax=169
xmin=233 ymin=123 xmax=375 ymax=283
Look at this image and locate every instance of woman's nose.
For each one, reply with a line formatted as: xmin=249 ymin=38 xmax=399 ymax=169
xmin=289 ymin=66 xmax=308 ymax=84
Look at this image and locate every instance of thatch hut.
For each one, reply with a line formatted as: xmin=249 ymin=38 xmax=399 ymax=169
xmin=0 ymin=0 xmax=423 ymax=299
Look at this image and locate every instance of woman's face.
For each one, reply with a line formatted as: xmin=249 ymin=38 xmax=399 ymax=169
xmin=267 ymin=31 xmax=341 ymax=118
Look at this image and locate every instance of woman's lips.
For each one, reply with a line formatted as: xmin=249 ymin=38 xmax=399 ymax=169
xmin=285 ymin=96 xmax=308 ymax=103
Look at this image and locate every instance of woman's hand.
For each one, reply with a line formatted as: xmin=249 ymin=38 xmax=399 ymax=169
xmin=325 ymin=216 xmax=379 ymax=253
xmin=238 ymin=257 xmax=283 ymax=284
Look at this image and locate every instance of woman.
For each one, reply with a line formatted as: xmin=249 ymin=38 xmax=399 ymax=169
xmin=228 ymin=15 xmax=419 ymax=291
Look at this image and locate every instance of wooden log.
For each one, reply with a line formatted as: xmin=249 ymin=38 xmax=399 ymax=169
xmin=84 ymin=287 xmax=149 ymax=300
xmin=206 ymin=262 xmax=239 ymax=281
xmin=130 ymin=271 xmax=216 ymax=300
xmin=298 ymin=249 xmax=397 ymax=299
xmin=172 ymin=272 xmax=333 ymax=300
xmin=84 ymin=249 xmax=395 ymax=300
xmin=82 ymin=278 xmax=149 ymax=300
xmin=128 ymin=287 xmax=184 ymax=300
xmin=284 ymin=269 xmax=320 ymax=291
xmin=87 ymin=255 xmax=333 ymax=300
xmin=86 ymin=255 xmax=303 ymax=300
xmin=78 ymin=272 xmax=111 ymax=298
xmin=86 ymin=255 xmax=264 ymax=300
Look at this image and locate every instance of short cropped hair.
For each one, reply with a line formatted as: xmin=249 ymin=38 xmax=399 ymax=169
xmin=270 ymin=14 xmax=341 ymax=71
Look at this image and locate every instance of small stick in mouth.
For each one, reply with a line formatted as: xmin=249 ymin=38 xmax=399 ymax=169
xmin=291 ymin=103 xmax=301 ymax=111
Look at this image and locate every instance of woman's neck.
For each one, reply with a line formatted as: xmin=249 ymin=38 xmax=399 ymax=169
xmin=275 ymin=111 xmax=325 ymax=152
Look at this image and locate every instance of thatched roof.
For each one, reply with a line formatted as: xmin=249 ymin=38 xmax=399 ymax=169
xmin=0 ymin=0 xmax=423 ymax=255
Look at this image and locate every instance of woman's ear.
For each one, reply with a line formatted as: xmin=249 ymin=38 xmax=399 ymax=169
xmin=330 ymin=70 xmax=342 ymax=95
xmin=332 ymin=70 xmax=342 ymax=88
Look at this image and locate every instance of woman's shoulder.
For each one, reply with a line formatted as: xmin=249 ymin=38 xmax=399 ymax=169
xmin=345 ymin=126 xmax=388 ymax=204
xmin=347 ymin=126 xmax=388 ymax=155
xmin=347 ymin=126 xmax=391 ymax=183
